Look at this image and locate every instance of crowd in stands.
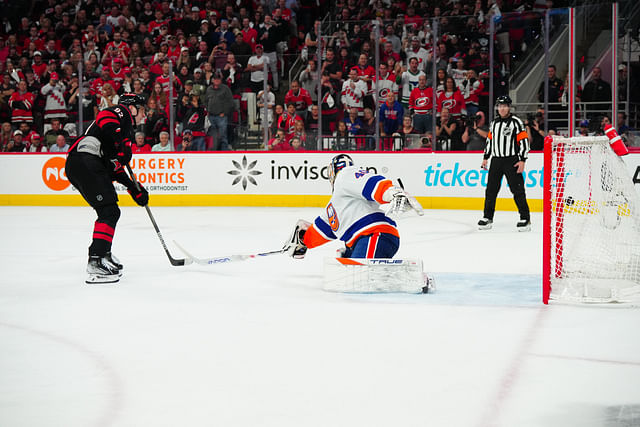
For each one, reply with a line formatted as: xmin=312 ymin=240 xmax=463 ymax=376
xmin=0 ymin=0 xmax=323 ymax=152
xmin=4 ymin=0 xmax=630 ymax=154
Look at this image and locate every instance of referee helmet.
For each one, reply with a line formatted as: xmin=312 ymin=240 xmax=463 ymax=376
xmin=495 ymin=95 xmax=512 ymax=106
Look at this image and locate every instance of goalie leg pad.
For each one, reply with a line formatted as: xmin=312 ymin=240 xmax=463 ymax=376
xmin=323 ymin=258 xmax=427 ymax=293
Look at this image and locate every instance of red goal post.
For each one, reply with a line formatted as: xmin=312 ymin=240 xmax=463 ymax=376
xmin=543 ymin=135 xmax=640 ymax=304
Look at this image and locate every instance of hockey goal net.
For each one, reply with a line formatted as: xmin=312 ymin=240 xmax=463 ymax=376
xmin=543 ymin=135 xmax=640 ymax=303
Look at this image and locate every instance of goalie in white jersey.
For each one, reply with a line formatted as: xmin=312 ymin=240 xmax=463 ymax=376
xmin=283 ymin=154 xmax=423 ymax=259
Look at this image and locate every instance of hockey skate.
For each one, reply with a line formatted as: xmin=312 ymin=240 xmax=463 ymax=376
xmin=422 ymin=274 xmax=436 ymax=294
xmin=86 ymin=255 xmax=121 ymax=284
xmin=517 ymin=219 xmax=531 ymax=232
xmin=104 ymin=252 xmax=123 ymax=274
xmin=477 ymin=218 xmax=493 ymax=230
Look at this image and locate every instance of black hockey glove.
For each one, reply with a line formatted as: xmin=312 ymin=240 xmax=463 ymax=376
xmin=111 ymin=164 xmax=134 ymax=188
xmin=128 ymin=185 xmax=149 ymax=206
xmin=116 ymin=138 xmax=133 ymax=166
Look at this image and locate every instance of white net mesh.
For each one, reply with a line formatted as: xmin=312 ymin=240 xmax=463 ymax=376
xmin=548 ymin=136 xmax=640 ymax=303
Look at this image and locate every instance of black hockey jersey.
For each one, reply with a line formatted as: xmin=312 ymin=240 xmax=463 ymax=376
xmin=70 ymin=105 xmax=135 ymax=164
xmin=68 ymin=105 xmax=136 ymax=186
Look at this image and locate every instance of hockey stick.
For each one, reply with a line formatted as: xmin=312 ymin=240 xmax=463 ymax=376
xmin=173 ymin=240 xmax=285 ymax=265
xmin=126 ymin=164 xmax=192 ymax=266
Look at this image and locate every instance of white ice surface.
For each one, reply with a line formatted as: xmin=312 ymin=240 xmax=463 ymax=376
xmin=1 ymin=206 xmax=639 ymax=427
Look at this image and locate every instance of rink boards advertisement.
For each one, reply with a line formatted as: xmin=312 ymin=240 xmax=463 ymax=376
xmin=2 ymin=151 xmax=640 ymax=210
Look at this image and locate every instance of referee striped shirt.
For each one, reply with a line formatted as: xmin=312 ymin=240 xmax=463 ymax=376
xmin=484 ymin=114 xmax=530 ymax=161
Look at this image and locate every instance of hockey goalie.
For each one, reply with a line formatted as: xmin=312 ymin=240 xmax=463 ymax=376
xmin=282 ymin=154 xmax=434 ymax=293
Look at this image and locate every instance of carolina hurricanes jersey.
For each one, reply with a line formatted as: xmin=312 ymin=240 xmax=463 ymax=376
xmin=462 ymin=79 xmax=484 ymax=106
xmin=375 ymin=73 xmax=398 ymax=106
xmin=353 ymin=64 xmax=376 ymax=94
xmin=8 ymin=91 xmax=35 ymax=123
xmin=155 ymin=74 xmax=181 ymax=95
xmin=341 ymin=79 xmax=367 ymax=114
xmin=109 ymin=67 xmax=126 ymax=84
xmin=409 ymin=86 xmax=434 ymax=114
xmin=284 ymin=88 xmax=313 ymax=112
xmin=437 ymin=90 xmax=467 ymax=117
xmin=277 ymin=112 xmax=300 ymax=135
xmin=90 ymin=78 xmax=115 ymax=95
xmin=105 ymin=41 xmax=131 ymax=58
xmin=303 ymin=166 xmax=399 ymax=249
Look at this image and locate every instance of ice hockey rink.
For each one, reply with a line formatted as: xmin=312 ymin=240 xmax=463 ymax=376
xmin=1 ymin=205 xmax=639 ymax=427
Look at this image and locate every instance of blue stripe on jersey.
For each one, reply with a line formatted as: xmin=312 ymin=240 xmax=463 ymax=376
xmin=362 ymin=175 xmax=385 ymax=201
xmin=314 ymin=216 xmax=337 ymax=240
xmin=340 ymin=212 xmax=397 ymax=243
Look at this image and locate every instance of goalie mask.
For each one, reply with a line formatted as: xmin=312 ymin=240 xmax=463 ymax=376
xmin=328 ymin=154 xmax=354 ymax=187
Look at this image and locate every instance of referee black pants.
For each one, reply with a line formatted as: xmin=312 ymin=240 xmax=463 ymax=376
xmin=483 ymin=155 xmax=530 ymax=221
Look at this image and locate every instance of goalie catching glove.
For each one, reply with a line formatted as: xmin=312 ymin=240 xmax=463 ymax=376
xmin=283 ymin=219 xmax=311 ymax=259
xmin=383 ymin=186 xmax=424 ymax=218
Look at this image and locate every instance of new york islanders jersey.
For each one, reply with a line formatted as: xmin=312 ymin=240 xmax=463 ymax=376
xmin=303 ymin=166 xmax=399 ymax=249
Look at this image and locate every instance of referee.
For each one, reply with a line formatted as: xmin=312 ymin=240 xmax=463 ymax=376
xmin=478 ymin=95 xmax=531 ymax=231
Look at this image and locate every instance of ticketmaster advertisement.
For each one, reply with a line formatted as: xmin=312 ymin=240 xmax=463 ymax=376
xmin=2 ymin=152 xmax=640 ymax=210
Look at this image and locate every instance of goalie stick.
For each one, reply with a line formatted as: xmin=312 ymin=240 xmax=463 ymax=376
xmin=126 ymin=164 xmax=192 ymax=267
xmin=173 ymin=240 xmax=286 ymax=265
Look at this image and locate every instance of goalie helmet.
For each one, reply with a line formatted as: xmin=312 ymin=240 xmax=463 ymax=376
xmin=328 ymin=154 xmax=354 ymax=186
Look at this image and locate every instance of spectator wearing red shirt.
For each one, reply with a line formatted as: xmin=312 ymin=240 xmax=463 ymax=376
xmin=409 ymin=74 xmax=435 ymax=134
xmin=278 ymin=103 xmax=302 ymax=136
xmin=353 ymin=53 xmax=376 ymax=109
xmin=25 ymin=133 xmax=47 ymax=152
xmin=22 ymin=25 xmax=45 ymax=52
xmin=132 ymin=132 xmax=152 ymax=153
xmin=104 ymin=31 xmax=131 ymax=61
xmin=241 ymin=18 xmax=258 ymax=50
xmin=109 ymin=59 xmax=125 ymax=90
xmin=268 ymin=128 xmax=291 ymax=151
xmin=290 ymin=136 xmax=305 ymax=151
xmin=166 ymin=35 xmax=182 ymax=64
xmin=437 ymin=77 xmax=466 ymax=119
xmin=155 ymin=61 xmax=182 ymax=101
xmin=149 ymin=10 xmax=169 ymax=36
xmin=90 ymin=67 xmax=115 ymax=96
xmin=284 ymin=80 xmax=312 ymax=121
xmin=381 ymin=42 xmax=401 ymax=67
xmin=31 ymin=52 xmax=47 ymax=79
xmin=277 ymin=0 xmax=293 ymax=23
xmin=8 ymin=80 xmax=35 ymax=124
xmin=404 ymin=7 xmax=424 ymax=30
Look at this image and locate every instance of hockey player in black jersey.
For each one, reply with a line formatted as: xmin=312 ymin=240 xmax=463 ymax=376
xmin=66 ymin=94 xmax=148 ymax=284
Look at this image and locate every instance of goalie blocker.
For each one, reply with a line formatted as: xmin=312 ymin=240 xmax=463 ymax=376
xmin=323 ymin=258 xmax=435 ymax=294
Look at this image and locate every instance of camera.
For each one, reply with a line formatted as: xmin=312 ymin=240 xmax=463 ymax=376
xmin=466 ymin=115 xmax=479 ymax=127
xmin=526 ymin=112 xmax=542 ymax=125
